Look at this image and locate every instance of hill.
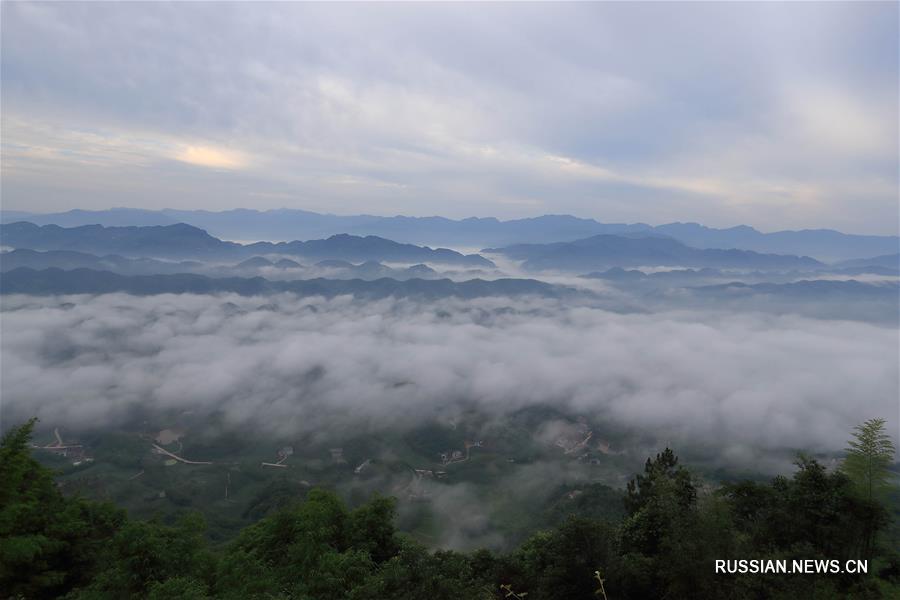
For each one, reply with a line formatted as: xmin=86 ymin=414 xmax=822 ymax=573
xmin=0 ymin=268 xmax=572 ymax=299
xmin=3 ymin=208 xmax=896 ymax=261
xmin=484 ymin=234 xmax=822 ymax=272
xmin=3 ymin=419 xmax=897 ymax=599
xmin=0 ymin=248 xmax=203 ymax=274
xmin=0 ymin=222 xmax=493 ymax=266
xmin=835 ymin=253 xmax=900 ymax=269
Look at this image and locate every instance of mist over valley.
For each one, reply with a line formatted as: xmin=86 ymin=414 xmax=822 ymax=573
xmin=2 ymin=3 xmax=897 ymax=596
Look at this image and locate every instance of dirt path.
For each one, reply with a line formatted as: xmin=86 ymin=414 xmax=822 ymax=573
xmin=151 ymin=443 xmax=212 ymax=465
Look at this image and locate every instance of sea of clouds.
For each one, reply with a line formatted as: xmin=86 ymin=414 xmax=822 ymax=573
xmin=2 ymin=292 xmax=896 ymax=468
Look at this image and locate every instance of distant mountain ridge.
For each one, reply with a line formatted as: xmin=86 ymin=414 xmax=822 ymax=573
xmin=0 ymin=222 xmax=493 ymax=266
xmin=247 ymin=233 xmax=492 ymax=266
xmin=0 ymin=248 xmax=203 ymax=274
xmin=0 ymin=222 xmax=233 ymax=259
xmin=0 ymin=248 xmax=445 ymax=281
xmin=485 ymin=233 xmax=823 ymax=272
xmin=834 ymin=253 xmax=899 ymax=269
xmin=2 ymin=208 xmax=896 ymax=261
xmin=0 ymin=268 xmax=568 ymax=299
xmin=692 ymin=279 xmax=899 ymax=301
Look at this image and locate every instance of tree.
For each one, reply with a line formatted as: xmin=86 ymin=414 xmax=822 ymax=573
xmin=74 ymin=513 xmax=213 ymax=598
xmin=3 ymin=418 xmax=899 ymax=599
xmin=147 ymin=576 xmax=211 ymax=600
xmin=618 ymin=448 xmax=712 ymax=598
xmin=624 ymin=448 xmax=695 ymax=516
xmin=511 ymin=516 xmax=616 ymax=600
xmin=843 ymin=418 xmax=897 ymax=503
xmin=841 ymin=419 xmax=898 ymax=564
xmin=0 ymin=419 xmax=124 ymax=598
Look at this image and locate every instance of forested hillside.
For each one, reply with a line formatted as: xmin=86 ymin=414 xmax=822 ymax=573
xmin=2 ymin=419 xmax=897 ymax=599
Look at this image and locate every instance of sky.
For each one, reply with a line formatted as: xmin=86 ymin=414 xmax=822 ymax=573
xmin=1 ymin=2 xmax=897 ymax=234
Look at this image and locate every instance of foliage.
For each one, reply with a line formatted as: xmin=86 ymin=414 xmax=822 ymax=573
xmin=0 ymin=419 xmax=125 ymax=598
xmin=1 ymin=420 xmax=898 ymax=599
xmin=843 ymin=418 xmax=897 ymax=502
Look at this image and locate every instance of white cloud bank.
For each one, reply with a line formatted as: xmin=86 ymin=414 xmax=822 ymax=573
xmin=2 ymin=293 xmax=896 ymax=468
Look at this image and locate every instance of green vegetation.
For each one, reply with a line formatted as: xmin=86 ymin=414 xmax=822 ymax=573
xmin=2 ymin=419 xmax=898 ymax=599
xmin=843 ymin=418 xmax=897 ymax=503
xmin=27 ymin=411 xmax=635 ymax=547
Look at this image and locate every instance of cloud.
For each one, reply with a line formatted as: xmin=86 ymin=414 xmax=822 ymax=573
xmin=175 ymin=145 xmax=247 ymax=170
xmin=1 ymin=2 xmax=896 ymax=232
xmin=2 ymin=292 xmax=896 ymax=471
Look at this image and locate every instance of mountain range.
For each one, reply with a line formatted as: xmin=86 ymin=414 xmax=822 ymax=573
xmin=484 ymin=234 xmax=823 ymax=272
xmin=4 ymin=221 xmax=894 ymax=277
xmin=0 ymin=248 xmax=203 ymax=275
xmin=3 ymin=268 xmax=894 ymax=323
xmin=2 ymin=208 xmax=896 ymax=261
xmin=834 ymin=253 xmax=900 ymax=269
xmin=0 ymin=222 xmax=492 ymax=266
xmin=694 ymin=279 xmax=899 ymax=300
xmin=0 ymin=268 xmax=568 ymax=299
xmin=0 ymin=249 xmax=447 ymax=281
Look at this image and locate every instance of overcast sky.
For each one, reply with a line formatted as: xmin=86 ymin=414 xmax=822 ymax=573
xmin=1 ymin=2 xmax=897 ymax=234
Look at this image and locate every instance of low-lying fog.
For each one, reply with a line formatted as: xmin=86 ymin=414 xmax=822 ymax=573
xmin=3 ymin=292 xmax=896 ymax=472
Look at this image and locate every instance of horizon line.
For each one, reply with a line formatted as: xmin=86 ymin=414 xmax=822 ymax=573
xmin=2 ymin=206 xmax=899 ymax=238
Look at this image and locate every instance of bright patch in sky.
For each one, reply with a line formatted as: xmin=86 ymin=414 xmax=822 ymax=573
xmin=175 ymin=145 xmax=246 ymax=170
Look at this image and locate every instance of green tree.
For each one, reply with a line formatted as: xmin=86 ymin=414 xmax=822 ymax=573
xmin=723 ymin=456 xmax=891 ymax=597
xmin=147 ymin=576 xmax=211 ymax=600
xmin=843 ymin=418 xmax=897 ymax=503
xmin=0 ymin=419 xmax=124 ymax=598
xmin=624 ymin=447 xmax=695 ymax=516
xmin=74 ymin=513 xmax=213 ymax=598
xmin=618 ymin=448 xmax=710 ymax=598
xmin=221 ymin=489 xmax=393 ymax=598
xmin=510 ymin=516 xmax=616 ymax=600
xmin=3 ymin=418 xmax=900 ymax=599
